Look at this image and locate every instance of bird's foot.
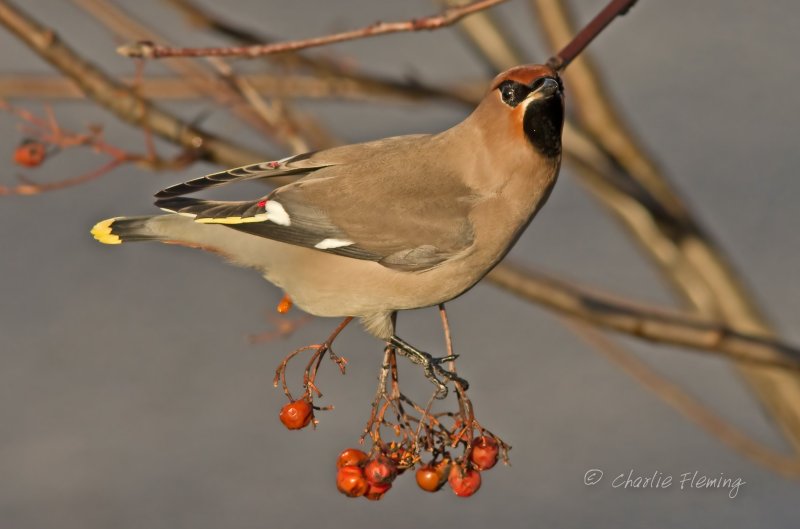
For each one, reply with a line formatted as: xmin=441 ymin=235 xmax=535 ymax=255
xmin=389 ymin=335 xmax=469 ymax=399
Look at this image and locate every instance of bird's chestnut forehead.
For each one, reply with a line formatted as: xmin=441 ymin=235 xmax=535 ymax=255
xmin=490 ymin=64 xmax=558 ymax=89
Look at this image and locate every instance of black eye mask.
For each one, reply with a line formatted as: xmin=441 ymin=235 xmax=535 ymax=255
xmin=496 ymin=78 xmax=564 ymax=157
xmin=498 ymin=80 xmax=532 ymax=107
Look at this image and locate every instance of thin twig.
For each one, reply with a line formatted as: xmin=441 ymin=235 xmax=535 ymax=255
xmin=1 ymin=158 xmax=122 ymax=196
xmin=165 ymin=0 xmax=476 ymax=105
xmin=439 ymin=304 xmax=474 ymax=441
xmin=362 ymin=346 xmax=394 ymax=443
xmin=0 ymin=0 xmax=267 ymax=170
xmin=1 ymin=100 xmax=195 ymax=194
xmin=117 ymin=0 xmax=508 ymax=59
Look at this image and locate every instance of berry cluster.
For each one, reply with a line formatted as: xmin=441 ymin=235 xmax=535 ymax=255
xmin=335 ymin=449 xmax=394 ymax=500
xmin=333 ymin=433 xmax=500 ymax=500
xmin=273 ymin=333 xmax=509 ymax=500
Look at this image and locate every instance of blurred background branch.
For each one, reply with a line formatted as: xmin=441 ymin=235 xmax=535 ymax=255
xmin=533 ymin=0 xmax=800 ymax=454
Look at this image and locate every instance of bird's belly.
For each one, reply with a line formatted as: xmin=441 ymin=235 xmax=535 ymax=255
xmin=256 ymin=191 xmax=542 ymax=318
xmin=260 ymin=241 xmax=488 ymax=318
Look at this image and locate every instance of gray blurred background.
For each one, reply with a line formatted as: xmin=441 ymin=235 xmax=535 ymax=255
xmin=1 ymin=0 xmax=799 ymax=527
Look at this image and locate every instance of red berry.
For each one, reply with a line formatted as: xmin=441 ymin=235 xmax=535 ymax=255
xmin=448 ymin=466 xmax=482 ymax=497
xmin=364 ymin=455 xmax=398 ymax=485
xmin=337 ymin=448 xmax=368 ymax=469
xmin=13 ymin=141 xmax=47 ymax=168
xmin=415 ymin=465 xmax=444 ymax=493
xmin=364 ymin=481 xmax=392 ymax=501
xmin=336 ymin=466 xmax=369 ymax=497
xmin=469 ymin=436 xmax=499 ymax=470
xmin=279 ymin=400 xmax=313 ymax=430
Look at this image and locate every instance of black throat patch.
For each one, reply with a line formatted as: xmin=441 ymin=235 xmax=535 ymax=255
xmin=522 ymin=97 xmax=564 ymax=158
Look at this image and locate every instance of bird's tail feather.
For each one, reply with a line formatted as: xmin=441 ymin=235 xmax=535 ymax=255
xmin=90 ymin=214 xmax=273 ymax=273
xmin=91 ymin=216 xmax=164 ymax=244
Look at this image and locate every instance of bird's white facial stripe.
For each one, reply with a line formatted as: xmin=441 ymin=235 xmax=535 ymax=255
xmin=265 ymin=201 xmax=291 ymax=226
xmin=521 ymin=92 xmax=540 ymax=110
xmin=314 ymin=238 xmax=354 ymax=250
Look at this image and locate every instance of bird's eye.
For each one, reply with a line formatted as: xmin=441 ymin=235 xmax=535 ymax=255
xmin=498 ymin=81 xmax=531 ymax=107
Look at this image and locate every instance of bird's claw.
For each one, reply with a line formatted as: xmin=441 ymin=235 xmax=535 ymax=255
xmin=389 ymin=336 xmax=469 ymax=398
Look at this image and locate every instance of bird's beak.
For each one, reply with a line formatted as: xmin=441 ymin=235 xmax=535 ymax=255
xmin=529 ymin=77 xmax=562 ymax=101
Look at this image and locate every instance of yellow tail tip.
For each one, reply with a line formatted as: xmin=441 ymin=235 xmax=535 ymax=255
xmin=91 ymin=217 xmax=122 ymax=244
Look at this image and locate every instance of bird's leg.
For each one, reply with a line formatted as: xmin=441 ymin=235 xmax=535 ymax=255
xmin=389 ymin=335 xmax=469 ymax=399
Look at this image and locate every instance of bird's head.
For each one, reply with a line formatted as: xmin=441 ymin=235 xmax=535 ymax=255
xmin=479 ymin=64 xmax=565 ymax=159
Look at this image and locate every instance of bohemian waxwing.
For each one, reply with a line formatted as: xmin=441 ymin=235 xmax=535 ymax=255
xmin=91 ymin=64 xmax=565 ymax=395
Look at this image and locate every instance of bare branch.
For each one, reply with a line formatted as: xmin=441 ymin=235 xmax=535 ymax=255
xmin=74 ymin=0 xmax=305 ymax=153
xmin=117 ymin=0 xmax=508 ymax=59
xmin=0 ymin=72 xmax=481 ymax=105
xmin=488 ymin=264 xmax=800 ymax=373
xmin=165 ymin=0 xmax=477 ymax=106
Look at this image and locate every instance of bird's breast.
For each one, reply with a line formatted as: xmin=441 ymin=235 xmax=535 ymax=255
xmin=464 ymin=160 xmax=559 ymax=273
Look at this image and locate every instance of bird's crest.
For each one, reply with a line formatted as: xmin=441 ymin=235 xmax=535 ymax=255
xmin=489 ymin=64 xmax=559 ymax=90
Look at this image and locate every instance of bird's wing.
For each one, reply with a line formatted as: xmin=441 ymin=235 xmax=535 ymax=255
xmin=153 ymin=135 xmax=477 ymax=272
xmin=154 ymin=135 xmax=430 ymax=198
xmin=154 ymin=194 xmax=386 ymax=262
xmin=154 ymin=152 xmax=336 ymax=198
